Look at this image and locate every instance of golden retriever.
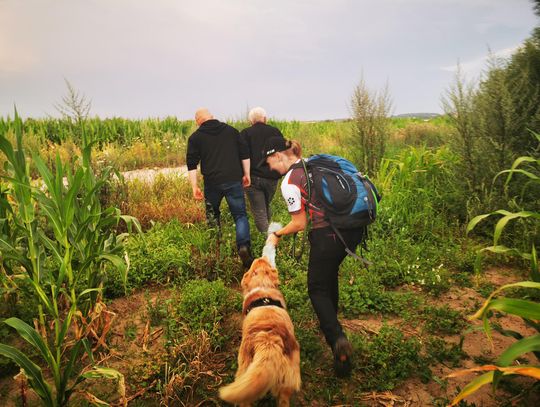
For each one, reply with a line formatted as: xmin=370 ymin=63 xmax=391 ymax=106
xmin=219 ymin=256 xmax=301 ymax=406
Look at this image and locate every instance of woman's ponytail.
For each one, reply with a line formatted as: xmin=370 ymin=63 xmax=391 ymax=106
xmin=285 ymin=140 xmax=302 ymax=158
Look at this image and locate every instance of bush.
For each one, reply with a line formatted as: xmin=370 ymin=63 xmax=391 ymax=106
xmin=352 ymin=325 xmax=427 ymax=390
xmin=340 ymin=270 xmax=420 ymax=316
xmin=423 ymin=305 xmax=466 ymax=335
xmin=104 ymin=221 xmax=193 ymax=296
xmin=174 ymin=279 xmax=241 ymax=348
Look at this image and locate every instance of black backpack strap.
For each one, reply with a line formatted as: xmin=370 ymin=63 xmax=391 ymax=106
xmin=292 ymin=160 xmax=312 ymax=261
xmin=329 ymin=223 xmax=372 ymax=269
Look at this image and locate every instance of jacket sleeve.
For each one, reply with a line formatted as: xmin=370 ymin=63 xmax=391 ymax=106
xmin=239 ymin=128 xmax=251 ymax=157
xmin=186 ymin=134 xmax=200 ymax=171
xmin=237 ymin=129 xmax=250 ymax=160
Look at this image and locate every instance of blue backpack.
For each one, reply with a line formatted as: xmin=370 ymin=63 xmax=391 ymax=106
xmin=305 ymin=154 xmax=381 ymax=229
xmin=295 ymin=154 xmax=381 ymax=264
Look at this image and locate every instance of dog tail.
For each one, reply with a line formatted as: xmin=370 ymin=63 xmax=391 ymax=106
xmin=219 ymin=342 xmax=281 ymax=404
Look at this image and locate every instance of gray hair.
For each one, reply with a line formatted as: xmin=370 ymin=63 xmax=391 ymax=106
xmin=248 ymin=107 xmax=267 ymax=124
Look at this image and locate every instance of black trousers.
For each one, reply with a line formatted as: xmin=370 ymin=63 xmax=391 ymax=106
xmin=245 ymin=175 xmax=279 ymax=233
xmin=308 ymin=226 xmax=365 ymax=348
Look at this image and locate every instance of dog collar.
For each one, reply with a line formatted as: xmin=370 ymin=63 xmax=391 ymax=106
xmin=244 ymin=297 xmax=284 ymax=315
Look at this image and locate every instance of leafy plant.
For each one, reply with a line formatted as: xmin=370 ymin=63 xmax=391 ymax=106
xmin=172 ymin=279 xmax=241 ymax=347
xmin=0 ymin=110 xmax=139 ymax=406
xmin=467 ymin=132 xmax=540 ymax=279
xmin=352 ymin=325 xmax=427 ymax=390
xmin=423 ymin=305 xmax=466 ymax=335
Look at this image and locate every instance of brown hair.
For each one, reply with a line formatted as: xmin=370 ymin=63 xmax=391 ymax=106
xmin=283 ymin=140 xmax=302 ymax=158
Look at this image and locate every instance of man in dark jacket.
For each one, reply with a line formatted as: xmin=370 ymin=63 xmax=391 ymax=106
xmin=240 ymin=107 xmax=285 ymax=233
xmin=186 ymin=108 xmax=253 ymax=268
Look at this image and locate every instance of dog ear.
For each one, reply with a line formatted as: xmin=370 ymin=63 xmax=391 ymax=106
xmin=265 ymin=267 xmax=280 ymax=287
xmin=240 ymin=270 xmax=251 ymax=291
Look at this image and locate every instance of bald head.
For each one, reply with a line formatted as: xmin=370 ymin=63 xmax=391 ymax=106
xmin=195 ymin=108 xmax=213 ymax=126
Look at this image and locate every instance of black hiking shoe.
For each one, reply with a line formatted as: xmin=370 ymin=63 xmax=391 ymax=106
xmin=333 ymin=335 xmax=353 ymax=378
xmin=238 ymin=245 xmax=254 ymax=269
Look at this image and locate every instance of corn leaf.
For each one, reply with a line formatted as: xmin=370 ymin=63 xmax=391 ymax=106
xmin=494 ymin=211 xmax=540 ymax=245
xmin=466 ymin=213 xmax=492 ymax=234
xmin=448 ymin=371 xmax=494 ymax=406
xmin=484 ymin=298 xmax=540 ymax=320
xmin=4 ymin=318 xmax=56 ymax=372
xmin=0 ymin=343 xmax=54 ymax=404
xmin=470 ymin=281 xmax=540 ymax=320
xmin=82 ymin=366 xmax=123 ymax=380
xmin=498 ymin=334 xmax=540 ymax=366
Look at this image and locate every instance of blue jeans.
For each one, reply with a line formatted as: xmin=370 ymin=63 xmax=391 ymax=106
xmin=204 ymin=181 xmax=251 ymax=249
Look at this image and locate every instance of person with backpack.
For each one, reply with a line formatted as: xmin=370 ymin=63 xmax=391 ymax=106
xmin=263 ymin=137 xmax=379 ymax=378
xmin=240 ymin=107 xmax=285 ymax=234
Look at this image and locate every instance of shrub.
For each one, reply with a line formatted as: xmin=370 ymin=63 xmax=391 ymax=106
xmin=174 ymin=279 xmax=241 ymax=348
xmin=423 ymin=305 xmax=466 ymax=335
xmin=104 ymin=221 xmax=192 ymax=296
xmin=340 ymin=269 xmax=421 ymax=316
xmin=425 ymin=336 xmax=466 ymax=367
xmin=352 ymin=325 xmax=427 ymax=390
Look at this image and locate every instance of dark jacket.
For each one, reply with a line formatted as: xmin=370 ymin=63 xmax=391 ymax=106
xmin=186 ymin=119 xmax=249 ymax=186
xmin=240 ymin=122 xmax=284 ymax=179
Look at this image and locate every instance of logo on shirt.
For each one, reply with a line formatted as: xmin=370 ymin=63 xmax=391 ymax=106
xmin=287 ymin=197 xmax=296 ymax=206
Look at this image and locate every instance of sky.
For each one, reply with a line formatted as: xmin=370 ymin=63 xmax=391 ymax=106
xmin=0 ymin=0 xmax=538 ymax=121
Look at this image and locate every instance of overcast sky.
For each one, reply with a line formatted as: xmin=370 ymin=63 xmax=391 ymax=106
xmin=1 ymin=0 xmax=538 ymax=121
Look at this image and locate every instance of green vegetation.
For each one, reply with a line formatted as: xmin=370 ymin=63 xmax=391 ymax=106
xmin=0 ymin=14 xmax=539 ymax=403
xmin=0 ymin=111 xmax=139 ymax=406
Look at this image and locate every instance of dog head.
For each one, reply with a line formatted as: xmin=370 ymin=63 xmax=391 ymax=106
xmin=240 ymin=256 xmax=280 ymax=294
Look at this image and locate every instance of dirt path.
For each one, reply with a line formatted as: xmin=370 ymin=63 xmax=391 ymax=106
xmin=120 ymin=165 xmax=189 ymax=182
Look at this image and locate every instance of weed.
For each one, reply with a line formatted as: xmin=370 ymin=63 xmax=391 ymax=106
xmin=172 ymin=279 xmax=241 ymax=348
xmin=425 ymin=336 xmax=466 ymax=367
xmin=144 ymin=291 xmax=168 ymax=326
xmin=124 ymin=323 xmax=137 ymax=342
xmin=160 ymin=329 xmax=228 ymax=405
xmin=107 ymin=174 xmax=205 ymax=229
xmin=423 ymin=305 xmax=466 ymax=335
xmin=105 ymin=221 xmax=194 ymax=296
xmin=340 ymin=269 xmax=420 ymax=316
xmin=295 ymin=325 xmax=325 ymax=365
xmin=352 ymin=325 xmax=428 ymax=390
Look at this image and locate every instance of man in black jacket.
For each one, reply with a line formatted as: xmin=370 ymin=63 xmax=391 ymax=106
xmin=186 ymin=108 xmax=253 ymax=268
xmin=240 ymin=107 xmax=285 ymax=233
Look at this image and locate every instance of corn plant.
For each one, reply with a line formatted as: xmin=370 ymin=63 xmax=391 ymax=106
xmin=448 ymin=132 xmax=540 ymax=405
xmin=447 ymin=281 xmax=540 ymax=406
xmin=467 ymin=131 xmax=540 ymax=280
xmin=0 ymin=110 xmax=140 ymax=406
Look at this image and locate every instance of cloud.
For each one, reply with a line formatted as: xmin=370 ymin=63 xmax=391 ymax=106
xmin=439 ymin=45 xmax=522 ymax=78
xmin=0 ymin=4 xmax=38 ymax=74
xmin=0 ymin=0 xmax=537 ymax=119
